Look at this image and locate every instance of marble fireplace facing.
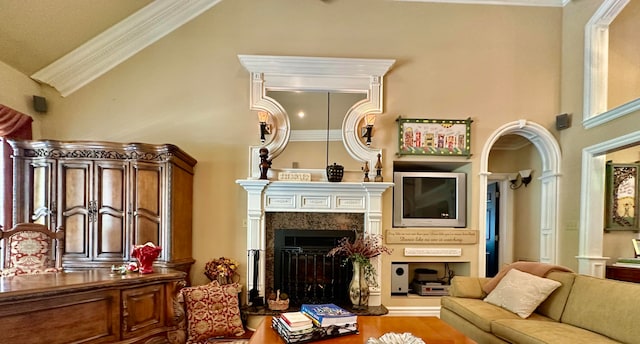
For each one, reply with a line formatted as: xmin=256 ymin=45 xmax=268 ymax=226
xmin=237 ymin=180 xmax=393 ymax=307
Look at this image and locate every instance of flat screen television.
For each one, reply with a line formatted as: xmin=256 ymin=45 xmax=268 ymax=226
xmin=393 ymin=171 xmax=466 ymax=228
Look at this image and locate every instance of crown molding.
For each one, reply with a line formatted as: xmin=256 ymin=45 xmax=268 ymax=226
xmin=31 ymin=0 xmax=222 ymax=97
xmin=394 ymin=0 xmax=569 ymax=7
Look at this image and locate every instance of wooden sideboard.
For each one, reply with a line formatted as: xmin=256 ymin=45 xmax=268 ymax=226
xmin=606 ymin=265 xmax=640 ymax=283
xmin=0 ymin=269 xmax=185 ymax=344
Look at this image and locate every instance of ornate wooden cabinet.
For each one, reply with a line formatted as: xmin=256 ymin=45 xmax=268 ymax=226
xmin=8 ymin=139 xmax=197 ymax=275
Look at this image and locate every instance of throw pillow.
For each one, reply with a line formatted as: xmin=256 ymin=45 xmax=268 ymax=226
xmin=483 ymin=268 xmax=561 ymax=318
xmin=182 ymin=281 xmax=245 ymax=343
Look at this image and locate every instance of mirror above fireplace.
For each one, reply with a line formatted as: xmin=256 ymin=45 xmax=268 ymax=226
xmin=238 ymin=55 xmax=395 ymax=181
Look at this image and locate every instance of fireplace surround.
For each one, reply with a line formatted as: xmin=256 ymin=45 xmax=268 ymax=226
xmin=237 ymin=179 xmax=393 ymax=307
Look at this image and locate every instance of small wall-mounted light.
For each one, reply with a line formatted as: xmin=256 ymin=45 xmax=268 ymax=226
xmin=510 ymin=169 xmax=533 ymax=189
xmin=361 ymin=113 xmax=376 ymax=146
xmin=257 ymin=111 xmax=272 ymax=144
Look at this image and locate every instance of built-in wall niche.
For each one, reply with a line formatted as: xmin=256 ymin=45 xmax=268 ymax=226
xmin=390 ymin=261 xmax=470 ymax=298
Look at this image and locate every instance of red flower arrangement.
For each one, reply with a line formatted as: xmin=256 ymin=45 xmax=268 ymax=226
xmin=131 ymin=242 xmax=162 ymax=274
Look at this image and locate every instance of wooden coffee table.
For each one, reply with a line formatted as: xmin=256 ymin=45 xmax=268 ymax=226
xmin=249 ymin=316 xmax=477 ymax=343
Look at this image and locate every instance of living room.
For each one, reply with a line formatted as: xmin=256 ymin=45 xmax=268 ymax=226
xmin=1 ymin=0 xmax=639 ymax=338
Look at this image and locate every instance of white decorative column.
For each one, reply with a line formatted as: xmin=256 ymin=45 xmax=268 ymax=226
xmin=362 ymin=183 xmax=393 ymax=306
xmin=237 ymin=179 xmax=269 ymax=301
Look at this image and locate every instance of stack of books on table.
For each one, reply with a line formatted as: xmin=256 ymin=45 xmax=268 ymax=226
xmin=271 ymin=304 xmax=358 ymax=343
xmin=614 ymin=257 xmax=640 ymax=268
xmin=271 ymin=311 xmax=315 ymax=343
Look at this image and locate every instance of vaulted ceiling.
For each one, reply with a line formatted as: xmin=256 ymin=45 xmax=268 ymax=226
xmin=0 ymin=0 xmax=567 ymax=97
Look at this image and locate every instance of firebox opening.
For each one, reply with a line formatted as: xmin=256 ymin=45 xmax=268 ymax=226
xmin=274 ymin=229 xmax=356 ymax=306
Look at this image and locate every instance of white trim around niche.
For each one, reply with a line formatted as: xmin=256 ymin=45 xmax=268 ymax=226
xmin=577 ymin=130 xmax=640 ymax=277
xmin=582 ymin=0 xmax=635 ymax=129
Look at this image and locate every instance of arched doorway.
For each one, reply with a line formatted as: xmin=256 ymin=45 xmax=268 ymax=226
xmin=478 ymin=120 xmax=562 ymax=277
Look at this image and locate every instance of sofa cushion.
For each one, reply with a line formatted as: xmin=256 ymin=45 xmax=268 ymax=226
xmin=181 ymin=281 xmax=245 ymax=343
xmin=441 ymin=296 xmax=551 ymax=332
xmin=492 ymin=319 xmax=620 ymax=344
xmin=535 ymin=271 xmax=576 ymax=321
xmin=448 ymin=276 xmax=490 ymax=299
xmin=561 ymin=274 xmax=640 ymax=344
xmin=484 ymin=269 xmax=561 ymax=318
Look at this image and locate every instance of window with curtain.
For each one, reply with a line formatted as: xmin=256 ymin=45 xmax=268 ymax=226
xmin=0 ymin=105 xmax=33 ymax=230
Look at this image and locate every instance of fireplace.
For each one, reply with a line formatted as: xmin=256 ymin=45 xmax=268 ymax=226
xmin=237 ymin=179 xmax=393 ymax=307
xmin=273 ymin=229 xmax=356 ymax=306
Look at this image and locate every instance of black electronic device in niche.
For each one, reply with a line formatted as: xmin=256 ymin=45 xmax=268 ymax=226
xmin=411 ymin=267 xmax=453 ymax=296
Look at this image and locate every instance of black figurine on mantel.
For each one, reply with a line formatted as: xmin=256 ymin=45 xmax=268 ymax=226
xmin=374 ymin=153 xmax=383 ymax=182
xmin=259 ymin=147 xmax=272 ymax=180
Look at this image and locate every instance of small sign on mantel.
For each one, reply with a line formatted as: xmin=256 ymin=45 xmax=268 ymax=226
xmin=278 ymin=172 xmax=311 ymax=182
xmin=385 ymin=229 xmax=478 ymax=244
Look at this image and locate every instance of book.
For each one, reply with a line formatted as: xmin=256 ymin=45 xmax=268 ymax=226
xmin=280 ymin=312 xmax=313 ymax=331
xmin=300 ymin=303 xmax=357 ymax=327
xmin=271 ymin=317 xmax=358 ymax=344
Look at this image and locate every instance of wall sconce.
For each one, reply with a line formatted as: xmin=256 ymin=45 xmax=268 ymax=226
xmin=361 ymin=113 xmax=376 ymax=146
xmin=510 ymin=169 xmax=533 ymax=189
xmin=257 ymin=111 xmax=271 ymax=144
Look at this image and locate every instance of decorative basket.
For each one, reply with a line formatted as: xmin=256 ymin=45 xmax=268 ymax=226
xmin=267 ymin=290 xmax=289 ymax=311
xmin=268 ymin=299 xmax=290 ymax=311
xmin=326 ymin=163 xmax=344 ymax=182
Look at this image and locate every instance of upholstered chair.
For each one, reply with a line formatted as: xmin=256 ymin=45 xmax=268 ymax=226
xmin=0 ymin=223 xmax=65 ymax=276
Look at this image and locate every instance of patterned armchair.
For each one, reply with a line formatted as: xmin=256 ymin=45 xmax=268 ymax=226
xmin=0 ymin=223 xmax=65 ymax=277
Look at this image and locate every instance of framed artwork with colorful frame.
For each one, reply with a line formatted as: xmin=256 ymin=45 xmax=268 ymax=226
xmin=605 ymin=161 xmax=639 ymax=231
xmin=396 ymin=117 xmax=472 ymax=157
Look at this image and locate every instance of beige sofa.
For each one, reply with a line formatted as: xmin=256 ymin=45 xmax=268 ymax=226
xmin=440 ymin=271 xmax=640 ymax=344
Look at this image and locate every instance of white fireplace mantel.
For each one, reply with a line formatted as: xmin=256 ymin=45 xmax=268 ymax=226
xmin=237 ymin=179 xmax=393 ymax=306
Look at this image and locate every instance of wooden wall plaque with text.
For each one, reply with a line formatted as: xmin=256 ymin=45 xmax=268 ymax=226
xmin=385 ymin=229 xmax=478 ymax=244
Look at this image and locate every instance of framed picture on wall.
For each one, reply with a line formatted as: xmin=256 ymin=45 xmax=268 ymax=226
xmin=396 ymin=117 xmax=472 ymax=157
xmin=605 ymin=161 xmax=640 ymax=231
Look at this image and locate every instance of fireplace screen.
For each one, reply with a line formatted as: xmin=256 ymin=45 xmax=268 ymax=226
xmin=274 ymin=229 xmax=356 ymax=306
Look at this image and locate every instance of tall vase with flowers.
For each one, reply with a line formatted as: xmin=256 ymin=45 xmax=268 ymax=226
xmin=204 ymin=257 xmax=240 ymax=285
xmin=327 ymin=234 xmax=393 ymax=309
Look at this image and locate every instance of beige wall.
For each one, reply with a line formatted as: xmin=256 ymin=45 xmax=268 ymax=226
xmin=3 ymin=0 xmax=569 ymax=308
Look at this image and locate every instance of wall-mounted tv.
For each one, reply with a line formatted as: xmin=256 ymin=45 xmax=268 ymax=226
xmin=393 ymin=171 xmax=466 ymax=228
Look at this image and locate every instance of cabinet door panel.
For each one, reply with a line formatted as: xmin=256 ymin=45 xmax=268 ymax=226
xmin=121 ymin=284 xmax=164 ymax=339
xmin=59 ymin=161 xmax=92 ymax=259
xmin=131 ymin=163 xmax=162 ymax=248
xmin=95 ymin=161 xmax=128 ymax=260
xmin=29 ymin=161 xmax=56 ymax=226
